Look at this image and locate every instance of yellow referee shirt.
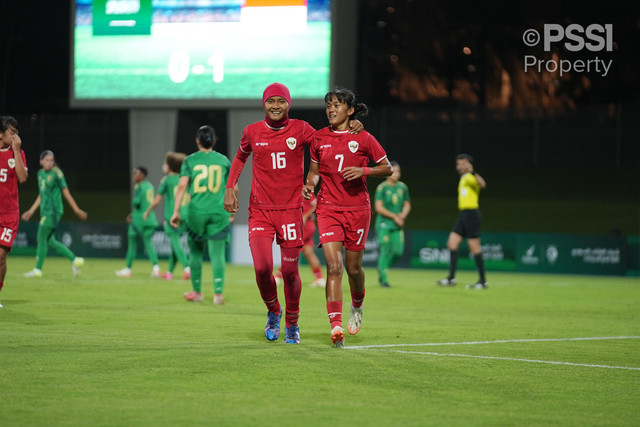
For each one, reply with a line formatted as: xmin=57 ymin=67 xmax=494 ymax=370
xmin=458 ymin=172 xmax=481 ymax=210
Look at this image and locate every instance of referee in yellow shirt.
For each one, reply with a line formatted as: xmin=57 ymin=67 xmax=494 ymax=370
xmin=437 ymin=154 xmax=488 ymax=289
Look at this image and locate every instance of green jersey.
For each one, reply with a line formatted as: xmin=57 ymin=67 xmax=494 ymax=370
xmin=374 ymin=180 xmax=411 ymax=230
xmin=38 ymin=167 xmax=67 ymax=219
xmin=181 ymin=150 xmax=230 ymax=215
xmin=157 ymin=173 xmax=188 ymax=222
xmin=132 ymin=179 xmax=158 ymax=227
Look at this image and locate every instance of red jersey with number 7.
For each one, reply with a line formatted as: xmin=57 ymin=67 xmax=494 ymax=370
xmin=0 ymin=147 xmax=27 ymax=214
xmin=310 ymin=128 xmax=387 ymax=211
xmin=227 ymin=119 xmax=316 ymax=210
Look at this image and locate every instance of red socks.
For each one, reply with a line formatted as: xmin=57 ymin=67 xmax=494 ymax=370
xmin=350 ymin=289 xmax=365 ymax=309
xmin=327 ymin=301 xmax=342 ymax=329
xmin=281 ymin=246 xmax=302 ymax=327
xmin=249 ymin=237 xmax=279 ymax=313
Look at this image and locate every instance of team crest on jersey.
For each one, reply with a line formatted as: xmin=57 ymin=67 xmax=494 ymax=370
xmin=8 ymin=158 xmax=15 ymax=168
xmin=286 ymin=137 xmax=297 ymax=150
xmin=348 ymin=141 xmax=359 ymax=153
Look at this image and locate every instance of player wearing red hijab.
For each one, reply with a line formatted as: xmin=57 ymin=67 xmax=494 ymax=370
xmin=224 ymin=83 xmax=314 ymax=344
xmin=225 ymin=83 xmax=363 ymax=344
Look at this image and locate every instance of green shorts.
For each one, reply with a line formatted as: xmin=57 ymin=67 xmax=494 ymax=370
xmin=186 ymin=212 xmax=230 ymax=242
xmin=39 ymin=213 xmax=60 ymax=229
xmin=164 ymin=220 xmax=185 ymax=236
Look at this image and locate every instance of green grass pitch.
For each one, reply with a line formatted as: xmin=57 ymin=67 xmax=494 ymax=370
xmin=1 ymin=256 xmax=638 ymax=426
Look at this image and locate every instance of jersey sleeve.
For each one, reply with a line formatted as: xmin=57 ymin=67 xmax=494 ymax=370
xmin=309 ymin=135 xmax=319 ymax=163
xmin=462 ymin=173 xmax=479 ymax=191
xmin=21 ymin=149 xmax=28 ymax=171
xmin=180 ymin=156 xmax=191 ymax=178
xmin=157 ymin=176 xmax=168 ymax=196
xmin=226 ymin=127 xmax=252 ymax=189
xmin=54 ymin=167 xmax=68 ymax=189
xmin=402 ymin=182 xmax=411 ymax=202
xmin=302 ymin=121 xmax=317 ymax=146
xmin=146 ymin=187 xmax=155 ymax=204
xmin=365 ymin=133 xmax=388 ymax=164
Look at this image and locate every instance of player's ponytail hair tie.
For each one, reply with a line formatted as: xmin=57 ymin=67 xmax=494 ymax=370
xmin=196 ymin=125 xmax=216 ymax=149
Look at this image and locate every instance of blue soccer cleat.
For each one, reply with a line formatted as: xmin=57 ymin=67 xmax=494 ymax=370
xmin=284 ymin=324 xmax=300 ymax=344
xmin=265 ymin=308 xmax=282 ymax=341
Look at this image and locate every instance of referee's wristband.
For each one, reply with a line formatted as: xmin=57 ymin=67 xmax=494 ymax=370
xmin=362 ymin=167 xmax=370 ymax=176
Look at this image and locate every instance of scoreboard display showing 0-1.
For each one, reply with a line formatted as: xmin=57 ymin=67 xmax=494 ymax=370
xmin=71 ymin=0 xmax=332 ymax=108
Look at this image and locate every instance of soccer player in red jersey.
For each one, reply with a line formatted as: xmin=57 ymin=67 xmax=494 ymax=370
xmin=0 ymin=116 xmax=28 ymax=308
xmin=224 ymin=82 xmax=361 ymax=344
xmin=303 ymin=88 xmax=392 ymax=347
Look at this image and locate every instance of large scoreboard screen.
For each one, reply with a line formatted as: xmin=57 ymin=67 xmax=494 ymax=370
xmin=71 ymin=0 xmax=332 ymax=107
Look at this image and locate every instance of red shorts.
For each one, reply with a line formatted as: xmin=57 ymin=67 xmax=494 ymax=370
xmin=0 ymin=211 xmax=19 ymax=251
xmin=302 ymin=218 xmax=316 ymax=247
xmin=248 ymin=207 xmax=303 ymax=248
xmin=316 ymin=209 xmax=371 ymax=252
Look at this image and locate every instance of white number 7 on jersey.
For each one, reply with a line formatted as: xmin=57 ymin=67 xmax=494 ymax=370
xmin=335 ymin=154 xmax=344 ymax=172
xmin=356 ymin=228 xmax=364 ymax=245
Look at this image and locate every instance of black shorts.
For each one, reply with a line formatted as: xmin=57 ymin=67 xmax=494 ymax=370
xmin=452 ymin=209 xmax=482 ymax=238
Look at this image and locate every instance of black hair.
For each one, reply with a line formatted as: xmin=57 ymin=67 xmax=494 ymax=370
xmin=324 ymin=88 xmax=369 ymax=120
xmin=136 ymin=166 xmax=148 ymax=177
xmin=0 ymin=116 xmax=18 ymax=132
xmin=40 ymin=150 xmax=54 ymax=160
xmin=456 ymin=153 xmax=474 ymax=164
xmin=196 ymin=125 xmax=216 ymax=149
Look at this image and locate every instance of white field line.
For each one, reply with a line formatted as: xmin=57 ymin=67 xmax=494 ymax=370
xmin=346 ymin=336 xmax=640 ymax=349
xmin=345 ymin=336 xmax=640 ymax=371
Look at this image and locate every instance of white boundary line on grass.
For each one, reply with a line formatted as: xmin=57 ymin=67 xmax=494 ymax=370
xmin=345 ymin=336 xmax=640 ymax=371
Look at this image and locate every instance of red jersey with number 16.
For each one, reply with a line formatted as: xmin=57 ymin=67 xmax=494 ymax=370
xmin=310 ymin=128 xmax=387 ymax=211
xmin=227 ymin=119 xmax=316 ymax=210
xmin=0 ymin=147 xmax=27 ymax=215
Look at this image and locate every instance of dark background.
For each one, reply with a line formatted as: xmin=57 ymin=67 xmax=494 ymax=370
xmin=0 ymin=0 xmax=638 ymax=234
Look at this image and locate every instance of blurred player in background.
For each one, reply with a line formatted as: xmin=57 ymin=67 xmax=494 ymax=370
xmin=144 ymin=152 xmax=191 ymax=281
xmin=0 ymin=116 xmax=28 ymax=308
xmin=22 ymin=150 xmax=87 ymax=278
xmin=171 ymin=125 xmax=232 ymax=305
xmin=374 ymin=160 xmax=411 ymax=288
xmin=224 ymin=82 xmax=362 ymax=345
xmin=115 ymin=166 xmax=161 ymax=278
xmin=303 ymin=88 xmax=392 ymax=347
xmin=274 ymin=193 xmax=325 ymax=288
xmin=437 ymin=153 xmax=488 ymax=289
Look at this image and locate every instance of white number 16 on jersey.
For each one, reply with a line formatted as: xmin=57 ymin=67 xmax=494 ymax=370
xmin=281 ymin=223 xmax=297 ymax=241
